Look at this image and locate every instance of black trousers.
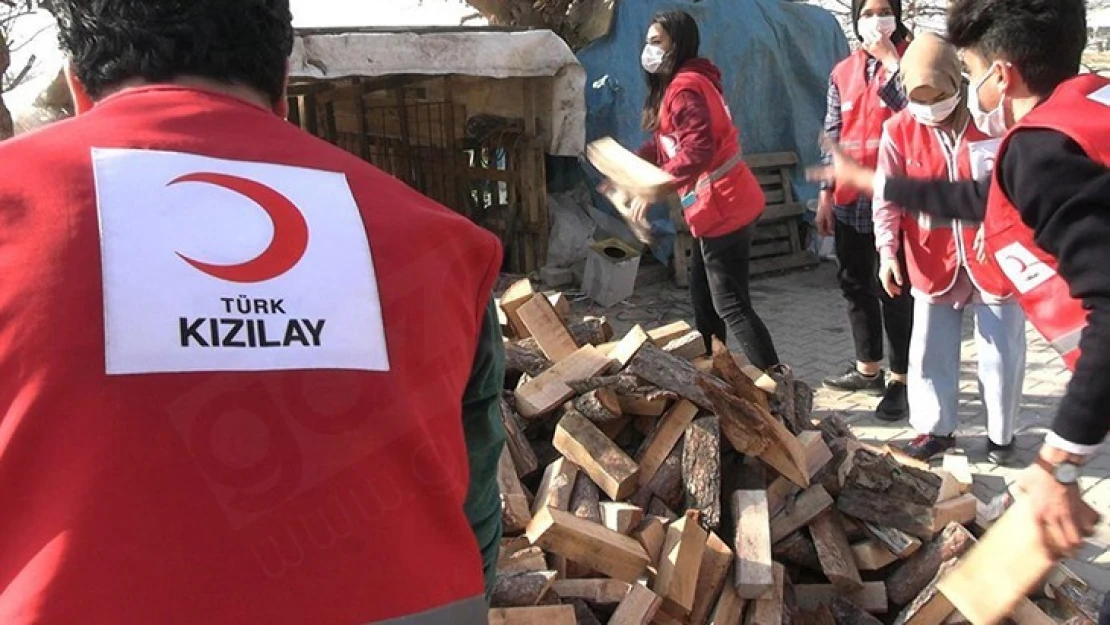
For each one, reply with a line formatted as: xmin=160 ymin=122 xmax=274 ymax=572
xmin=689 ymin=223 xmax=780 ymax=370
xmin=834 ymin=219 xmax=913 ymax=375
xmin=1100 ymin=592 xmax=1110 ymax=625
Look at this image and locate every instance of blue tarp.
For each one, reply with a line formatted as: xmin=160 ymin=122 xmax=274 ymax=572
xmin=576 ymin=0 xmax=850 ymax=262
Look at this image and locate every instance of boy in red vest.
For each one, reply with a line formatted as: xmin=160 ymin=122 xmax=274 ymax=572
xmin=872 ymin=33 xmax=1027 ymax=465
xmin=814 ymin=0 xmax=1105 ymax=559
xmin=0 ymin=1 xmax=506 ymax=623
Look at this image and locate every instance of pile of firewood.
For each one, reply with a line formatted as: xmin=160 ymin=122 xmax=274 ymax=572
xmin=490 ymin=278 xmax=1101 ymax=625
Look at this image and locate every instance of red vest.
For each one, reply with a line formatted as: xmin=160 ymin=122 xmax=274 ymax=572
xmin=656 ymin=69 xmax=765 ymax=238
xmin=0 ymin=87 xmax=500 ymax=624
xmin=982 ymin=74 xmax=1110 ymax=371
xmin=885 ymin=111 xmax=1011 ymax=298
xmin=831 ymin=45 xmax=907 ymax=206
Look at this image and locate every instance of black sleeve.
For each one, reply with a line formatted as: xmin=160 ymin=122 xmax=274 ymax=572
xmin=884 ymin=175 xmax=990 ymax=222
xmin=999 ymin=130 xmax=1110 ymax=447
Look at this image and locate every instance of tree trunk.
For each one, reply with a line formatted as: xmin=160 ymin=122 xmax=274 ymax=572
xmin=0 ymin=30 xmax=14 ymax=141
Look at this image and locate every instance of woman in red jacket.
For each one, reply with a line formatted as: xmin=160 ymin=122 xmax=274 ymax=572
xmin=616 ymin=10 xmax=780 ymax=370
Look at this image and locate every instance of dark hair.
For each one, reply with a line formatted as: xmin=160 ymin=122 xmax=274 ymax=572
xmin=53 ymin=0 xmax=295 ymax=103
xmin=641 ymin=11 xmax=700 ymax=132
xmin=947 ymin=0 xmax=1086 ymax=96
xmin=851 ymin=0 xmax=911 ymax=44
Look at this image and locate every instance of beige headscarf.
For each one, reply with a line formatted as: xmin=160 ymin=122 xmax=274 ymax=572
xmin=899 ymin=32 xmax=969 ymax=129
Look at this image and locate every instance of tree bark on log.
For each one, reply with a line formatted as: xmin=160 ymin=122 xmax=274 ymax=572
xmin=573 ymin=388 xmax=623 ymax=425
xmin=793 ymin=380 xmax=815 ymax=431
xmin=810 ymin=510 xmax=864 ymax=593
xmin=630 ymin=438 xmax=684 ymax=512
xmin=501 ymin=398 xmax=540 ymax=478
xmin=627 ymin=343 xmax=729 ymax=411
xmin=711 ymin=337 xmax=771 ymax=412
xmin=837 ymin=488 xmax=937 ymax=540
xmin=773 ymin=531 xmax=823 ymax=573
xmin=892 ymin=560 xmax=959 ymax=625
xmin=842 ymin=449 xmax=941 ymax=506
xmin=683 ymin=416 xmax=721 ymax=531
xmin=886 ymin=522 xmax=976 ymax=606
xmin=770 ymin=364 xmax=800 ymax=433
xmin=505 ymin=343 xmax=553 ymax=378
xmin=827 ymin=596 xmax=884 ymax=625
xmin=491 ymin=571 xmax=558 ymax=607
xmin=814 ymin=414 xmax=856 ymax=444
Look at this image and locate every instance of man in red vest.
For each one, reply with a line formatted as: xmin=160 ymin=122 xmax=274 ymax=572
xmin=0 ymin=1 xmax=506 ymax=623
xmin=814 ymin=0 xmax=1105 ymax=560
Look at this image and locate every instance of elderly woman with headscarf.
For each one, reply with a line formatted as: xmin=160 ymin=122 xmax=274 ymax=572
xmin=871 ymin=32 xmax=1027 ymax=464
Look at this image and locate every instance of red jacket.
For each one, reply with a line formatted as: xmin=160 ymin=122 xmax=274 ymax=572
xmin=983 ymin=74 xmax=1110 ymax=371
xmin=884 ymin=111 xmax=1011 ymax=298
xmin=0 ymin=86 xmax=501 ymax=624
xmin=831 ymin=46 xmax=907 ymax=206
xmin=641 ymin=59 xmax=765 ymax=238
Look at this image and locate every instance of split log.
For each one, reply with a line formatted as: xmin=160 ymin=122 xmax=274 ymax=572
xmin=767 ymin=476 xmax=801 ymax=518
xmin=744 ymin=562 xmax=785 ymax=625
xmin=626 ymin=343 xmax=730 ymax=410
xmin=608 ymin=324 xmax=651 ymax=368
xmin=569 ymin=600 xmax=604 ymax=625
xmin=648 ymin=320 xmax=694 ymax=346
xmin=699 ymin=377 xmax=810 ymax=488
xmin=825 ymin=596 xmax=884 ymax=625
xmin=770 ymin=364 xmax=800 ymax=432
xmin=500 ymin=278 xmax=536 ymax=338
xmin=532 ymin=457 xmax=579 ymax=515
xmin=711 ymin=337 xmax=771 ymax=412
xmin=601 ymin=502 xmax=644 ymax=535
xmin=619 ymin=390 xmax=672 ymax=417
xmin=850 ymin=539 xmax=899 ymax=572
xmin=892 ymin=560 xmax=958 ymax=625
xmin=663 ymin=330 xmax=707 ymax=361
xmin=515 ymin=317 xmax=613 ymax=354
xmin=842 ymin=449 xmax=942 ymax=506
xmin=815 ymin=437 xmax=852 ymax=498
xmin=501 ymin=398 xmax=540 ymax=478
xmin=488 ymin=605 xmax=576 ymax=625
xmin=491 ymin=570 xmax=558 ymax=607
xmin=928 ymin=494 xmax=977 ymax=533
xmin=573 ymin=387 xmax=624 ymax=425
xmin=772 ymin=531 xmax=822 ymax=573
xmin=516 ymin=293 xmax=578 ymax=361
xmin=793 ymin=380 xmax=815 ymax=431
xmin=862 ymin=522 xmax=923 ymax=559
xmin=837 ymin=487 xmax=937 ymax=540
xmin=500 ymin=447 xmax=533 ymax=534
xmin=505 ymin=343 xmax=553 ymax=378
xmin=710 ymin=580 xmax=747 ymax=625
xmin=633 ymin=515 xmax=668 ymax=566
xmin=526 ymin=506 xmax=650 ymax=583
xmin=810 ymin=510 xmax=864 ymax=593
xmin=637 ymin=400 xmax=699 ymax=487
xmin=550 ymin=579 xmax=632 ymax=607
xmin=798 ymin=430 xmax=833 ymax=479
xmin=553 ymin=410 xmax=640 ymax=500
xmin=499 ymin=546 xmax=549 ymax=574
xmin=683 ymin=416 xmax=722 ymax=530
xmin=733 ymin=490 xmax=774 ymax=599
xmin=609 ymin=583 xmax=663 ymax=624
xmin=515 ymin=345 xmax=614 ymax=418
xmin=630 ymin=434 xmax=685 ymax=512
xmin=689 ymin=531 xmax=735 ymax=625
xmin=814 ymin=413 xmax=856 ymax=444
xmin=941 ymin=453 xmax=974 ymax=495
xmin=569 ymin=473 xmax=602 ymax=524
xmin=567 ymin=373 xmax=643 ymax=395
xmin=887 ymin=523 xmax=977 ymax=607
xmin=770 ymin=484 xmax=834 ymax=543
xmin=793 ymin=604 xmax=838 ymax=625
xmin=654 ymin=511 xmax=709 ymax=616
xmin=794 ymin=582 xmax=888 ymax=615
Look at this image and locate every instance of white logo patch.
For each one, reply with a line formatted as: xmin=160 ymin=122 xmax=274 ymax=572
xmin=967 ymin=138 xmax=1002 ymax=180
xmin=994 ymin=241 xmax=1057 ymax=295
xmin=94 ymin=148 xmax=390 ymax=375
xmin=1089 ymin=85 xmax=1110 ymax=107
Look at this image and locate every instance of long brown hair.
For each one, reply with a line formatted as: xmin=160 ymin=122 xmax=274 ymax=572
xmin=641 ymin=11 xmax=701 ymax=132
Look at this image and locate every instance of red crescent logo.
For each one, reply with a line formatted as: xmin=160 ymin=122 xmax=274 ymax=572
xmin=170 ymin=173 xmax=309 ymax=283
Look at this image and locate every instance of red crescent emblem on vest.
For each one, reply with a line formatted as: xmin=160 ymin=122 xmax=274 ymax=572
xmin=170 ymin=173 xmax=310 ymax=283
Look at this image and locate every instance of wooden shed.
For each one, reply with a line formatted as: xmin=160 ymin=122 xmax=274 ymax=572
xmin=285 ymin=26 xmax=587 ymax=274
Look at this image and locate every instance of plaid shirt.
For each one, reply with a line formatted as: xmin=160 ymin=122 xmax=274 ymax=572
xmin=822 ymin=55 xmax=909 ymax=234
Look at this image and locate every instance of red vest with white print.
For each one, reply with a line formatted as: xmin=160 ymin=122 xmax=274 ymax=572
xmin=0 ymin=86 xmax=500 ymax=624
xmin=831 ymin=45 xmax=908 ymax=206
xmin=884 ymin=111 xmax=1012 ymax=298
xmin=656 ymin=70 xmax=765 ymax=238
xmin=982 ymin=74 xmax=1110 ymax=371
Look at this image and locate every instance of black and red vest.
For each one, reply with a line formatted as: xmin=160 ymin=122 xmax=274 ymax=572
xmin=982 ymin=74 xmax=1110 ymax=371
xmin=0 ymin=86 xmax=501 ymax=624
xmin=884 ymin=110 xmax=1011 ymax=298
xmin=655 ymin=68 xmax=765 ymax=238
xmin=831 ymin=45 xmax=908 ymax=206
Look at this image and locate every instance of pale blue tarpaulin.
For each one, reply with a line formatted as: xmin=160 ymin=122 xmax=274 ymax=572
xmin=577 ymin=0 xmax=850 ymax=263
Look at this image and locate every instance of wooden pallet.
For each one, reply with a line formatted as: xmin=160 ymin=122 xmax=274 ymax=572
xmin=673 ymin=151 xmax=817 ymax=287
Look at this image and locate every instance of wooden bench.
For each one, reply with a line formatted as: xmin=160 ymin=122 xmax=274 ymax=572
xmin=672 ymin=151 xmax=817 ymax=287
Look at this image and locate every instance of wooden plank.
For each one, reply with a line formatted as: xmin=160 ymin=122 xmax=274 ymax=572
xmin=488 ymin=605 xmax=576 ymax=625
xmin=689 ymin=532 xmax=735 ymax=625
xmin=492 ymin=570 xmax=558 ymax=607
xmin=798 ymin=430 xmax=833 ymax=479
xmin=934 ymin=470 xmax=963 ymax=504
xmin=553 ymin=410 xmax=640 ymax=500
xmin=550 ymin=579 xmax=632 ymax=606
xmin=500 ymin=278 xmax=536 ymax=338
xmin=743 ymin=562 xmax=784 ymax=625
xmin=609 ymin=583 xmax=663 ymax=625
xmin=710 ymin=581 xmax=747 ymax=625
xmin=500 ymin=447 xmax=533 ymax=534
xmin=770 ymin=484 xmax=834 ymax=543
xmin=648 ymin=321 xmax=694 ymax=346
xmin=929 ymin=494 xmax=978 ymax=533
xmin=863 ymin=522 xmax=924 ymax=559
xmin=683 ymin=416 xmax=722 ymax=530
xmin=887 ymin=522 xmax=977 ymax=607
xmin=634 ymin=515 xmax=668 ymax=567
xmin=732 ymin=490 xmax=774 ymax=599
xmin=654 ymin=510 xmax=709 ymax=615
xmin=810 ymin=510 xmax=864 ymax=593
xmin=526 ymin=506 xmax=651 ymax=584
xmin=794 ymin=582 xmax=889 ymax=614
xmin=501 ymin=399 xmax=540 ymax=478
xmin=515 ymin=345 xmax=613 ymax=418
xmin=935 ymin=497 xmax=1058 ymax=625
xmin=517 ymin=294 xmax=578 ymax=362
xmin=895 ymin=559 xmax=958 ymax=625
xmin=662 ymin=330 xmax=707 ymax=362
xmin=941 ymin=453 xmax=974 ymax=495
xmin=532 ymin=457 xmax=580 ymax=516
xmin=585 ymin=137 xmax=675 ymax=197
xmin=610 ymin=324 xmax=651 ymax=369
xmin=637 ymin=400 xmax=699 ymax=487
xmin=602 ymin=502 xmax=645 ymax=536
xmin=851 ymin=539 xmax=899 ymax=571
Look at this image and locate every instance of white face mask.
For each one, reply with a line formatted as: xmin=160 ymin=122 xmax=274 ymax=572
xmin=642 ymin=44 xmax=666 ymax=74
xmin=859 ymin=15 xmax=897 ymax=43
xmin=907 ymin=93 xmax=961 ymax=127
xmin=967 ymin=67 xmax=1008 ymax=137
